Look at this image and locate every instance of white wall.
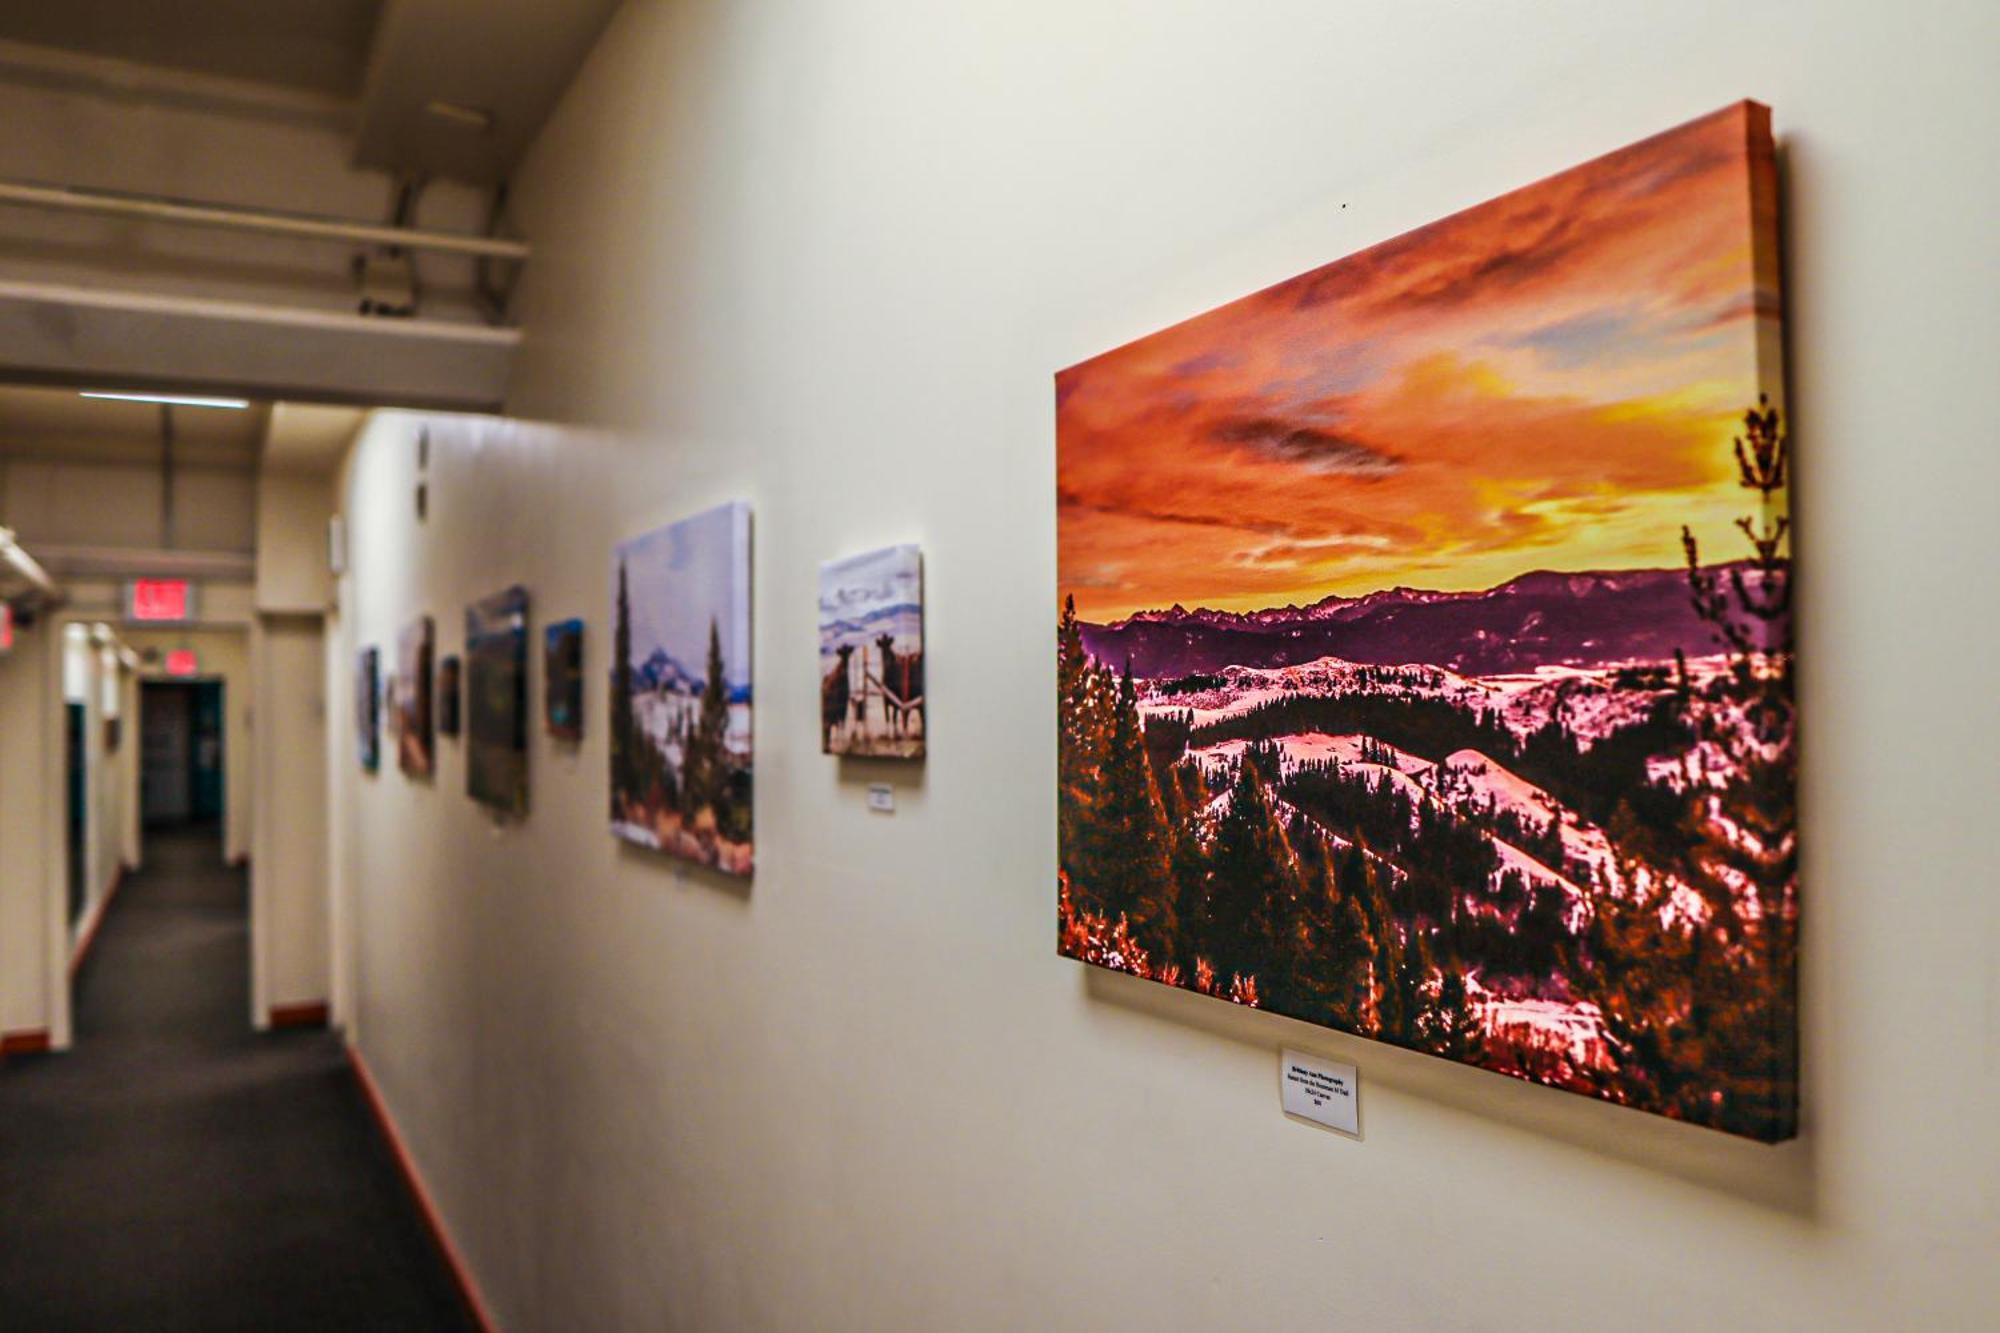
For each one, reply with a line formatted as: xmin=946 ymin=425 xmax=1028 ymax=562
xmin=0 ymin=617 xmax=53 ymax=1039
xmin=251 ymin=465 xmax=336 ymax=1023
xmin=59 ymin=625 xmax=137 ymax=966
xmin=85 ymin=638 xmax=133 ymax=919
xmin=333 ymin=1 xmax=2000 ymax=1329
xmin=251 ymin=613 xmax=329 ymax=1021
xmin=256 ymin=470 xmax=335 ymax=613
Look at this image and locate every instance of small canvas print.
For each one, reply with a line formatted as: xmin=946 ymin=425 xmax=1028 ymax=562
xmin=1056 ymin=102 xmax=1796 ymax=1140
xmin=398 ymin=615 xmax=435 ymax=777
xmin=355 ymin=646 xmax=379 ymax=773
xmin=819 ymin=544 xmax=924 ymax=759
xmin=545 ymin=619 xmax=585 ymax=742
xmin=437 ymin=655 xmax=462 ymax=737
xmin=610 ymin=501 xmax=753 ymax=875
xmin=466 ymin=585 xmax=529 ymax=815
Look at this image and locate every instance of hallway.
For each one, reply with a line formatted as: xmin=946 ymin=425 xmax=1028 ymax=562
xmin=0 ymin=828 xmax=475 ymax=1331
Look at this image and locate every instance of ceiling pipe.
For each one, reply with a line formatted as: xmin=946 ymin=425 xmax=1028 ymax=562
xmin=0 ymin=525 xmax=57 ymax=595
xmin=0 ymin=179 xmax=530 ymax=261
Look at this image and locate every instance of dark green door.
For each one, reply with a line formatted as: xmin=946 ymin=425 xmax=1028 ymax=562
xmin=190 ymin=681 xmax=224 ymax=823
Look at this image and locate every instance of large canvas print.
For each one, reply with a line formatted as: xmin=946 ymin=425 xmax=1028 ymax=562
xmin=819 ymin=545 xmax=924 ymax=759
xmin=610 ymin=502 xmax=753 ymax=875
xmin=1055 ymin=102 xmax=1795 ymax=1140
xmin=398 ymin=615 xmax=435 ymax=777
xmin=466 ymin=586 xmax=529 ymax=815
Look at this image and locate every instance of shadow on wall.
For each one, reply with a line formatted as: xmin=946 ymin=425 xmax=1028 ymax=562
xmin=1082 ymin=964 xmax=1819 ymax=1219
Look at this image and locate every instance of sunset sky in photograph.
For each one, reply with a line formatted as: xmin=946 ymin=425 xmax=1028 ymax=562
xmin=1056 ymin=102 xmax=1784 ymax=622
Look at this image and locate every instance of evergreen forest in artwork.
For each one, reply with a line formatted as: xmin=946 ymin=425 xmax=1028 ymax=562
xmin=1055 ymin=103 xmax=1797 ymax=1140
xmin=610 ymin=502 xmax=754 ymax=876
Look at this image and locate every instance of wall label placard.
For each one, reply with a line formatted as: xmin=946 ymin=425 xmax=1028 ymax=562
xmin=1280 ymin=1049 xmax=1358 ymax=1136
xmin=866 ymin=783 xmax=895 ymax=814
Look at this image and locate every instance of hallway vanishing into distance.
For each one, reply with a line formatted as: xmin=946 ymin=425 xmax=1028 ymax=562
xmin=0 ymin=828 xmax=475 ymax=1331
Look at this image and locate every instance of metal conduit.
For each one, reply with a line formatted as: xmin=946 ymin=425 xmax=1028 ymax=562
xmin=0 ymin=525 xmax=57 ymax=594
xmin=0 ymin=180 xmax=529 ymax=261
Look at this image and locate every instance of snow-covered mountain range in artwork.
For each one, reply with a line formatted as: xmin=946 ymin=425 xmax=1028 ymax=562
xmin=1080 ymin=562 xmax=1779 ymax=678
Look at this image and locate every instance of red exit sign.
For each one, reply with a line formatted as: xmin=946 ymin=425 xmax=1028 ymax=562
xmin=164 ymin=648 xmax=200 ymax=677
xmin=126 ymin=578 xmax=197 ymax=623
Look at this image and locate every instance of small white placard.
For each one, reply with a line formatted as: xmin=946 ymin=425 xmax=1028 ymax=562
xmin=866 ymin=783 xmax=895 ymax=813
xmin=1280 ymin=1049 xmax=1358 ymax=1136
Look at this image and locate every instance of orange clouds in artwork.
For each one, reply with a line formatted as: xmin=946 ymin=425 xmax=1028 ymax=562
xmin=1057 ymin=101 xmax=1784 ymax=621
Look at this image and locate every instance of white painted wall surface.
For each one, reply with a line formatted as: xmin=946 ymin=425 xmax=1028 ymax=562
xmin=334 ymin=1 xmax=2000 ymax=1329
xmin=256 ymin=470 xmax=336 ymax=614
xmin=250 ymin=614 xmax=330 ymax=1021
xmin=0 ymin=619 xmax=52 ymax=1038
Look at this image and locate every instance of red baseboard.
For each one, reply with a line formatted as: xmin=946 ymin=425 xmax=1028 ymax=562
xmin=268 ymin=1001 xmax=331 ymax=1029
xmin=347 ymin=1045 xmax=499 ymax=1333
xmin=2 ymin=1028 xmax=53 ymax=1056
xmin=68 ymin=863 xmax=131 ymax=978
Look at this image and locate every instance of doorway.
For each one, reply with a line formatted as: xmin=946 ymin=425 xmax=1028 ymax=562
xmin=65 ymin=700 xmax=86 ymax=925
xmin=141 ymin=680 xmax=226 ymax=831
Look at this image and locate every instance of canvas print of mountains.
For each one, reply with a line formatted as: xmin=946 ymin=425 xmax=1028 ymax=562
xmin=1055 ymin=102 xmax=1797 ymax=1140
xmin=610 ymin=501 xmax=754 ymax=876
xmin=819 ymin=544 xmax=924 ymax=759
xmin=397 ymin=614 xmax=434 ymax=778
xmin=466 ymin=585 xmax=528 ymax=815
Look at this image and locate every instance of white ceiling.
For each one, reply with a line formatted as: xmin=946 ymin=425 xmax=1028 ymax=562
xmin=354 ymin=0 xmax=622 ymax=183
xmin=0 ymin=0 xmax=620 ymax=184
xmin=0 ymin=384 xmax=267 ymax=468
xmin=0 ymin=1 xmax=384 ymax=98
xmin=0 ymin=385 xmax=368 ymax=475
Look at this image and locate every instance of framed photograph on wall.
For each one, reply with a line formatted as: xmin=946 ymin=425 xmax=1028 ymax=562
xmin=818 ymin=544 xmax=924 ymax=759
xmin=1055 ymin=102 xmax=1796 ymax=1141
xmin=609 ymin=501 xmax=753 ymax=875
xmin=545 ymin=619 xmax=585 ymax=743
xmin=465 ymin=586 xmax=529 ymax=815
xmin=398 ymin=615 xmax=435 ymax=777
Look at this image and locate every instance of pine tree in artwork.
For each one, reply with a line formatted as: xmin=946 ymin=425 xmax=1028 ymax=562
xmin=1095 ymin=664 xmax=1179 ymax=949
xmin=1195 ymin=754 xmax=1296 ymax=987
xmin=682 ymin=617 xmax=731 ymax=822
xmin=1585 ymin=396 xmax=1798 ymax=1137
xmin=1057 ymin=596 xmax=1114 ymax=919
xmin=1419 ymin=969 xmax=1486 ymax=1063
xmin=1330 ymin=888 xmax=1377 ymax=1033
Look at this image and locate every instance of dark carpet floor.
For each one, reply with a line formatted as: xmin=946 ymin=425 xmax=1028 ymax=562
xmin=0 ymin=826 xmax=477 ymax=1332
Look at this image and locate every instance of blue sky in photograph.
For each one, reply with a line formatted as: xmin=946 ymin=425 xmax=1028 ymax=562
xmin=615 ymin=501 xmax=751 ymax=690
xmin=818 ymin=544 xmax=920 ymax=624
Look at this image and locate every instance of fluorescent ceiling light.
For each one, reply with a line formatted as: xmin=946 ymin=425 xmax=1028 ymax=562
xmin=80 ymin=391 xmax=250 ymax=410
